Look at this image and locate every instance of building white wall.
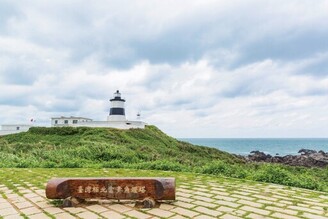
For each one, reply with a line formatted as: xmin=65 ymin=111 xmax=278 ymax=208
xmin=51 ymin=117 xmax=93 ymax=127
xmin=53 ymin=120 xmax=146 ymax=129
xmin=0 ymin=124 xmax=33 ymax=136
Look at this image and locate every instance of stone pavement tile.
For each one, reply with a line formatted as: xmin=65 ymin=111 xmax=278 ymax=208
xmin=233 ymin=191 xmax=252 ymax=196
xmin=231 ymin=194 xmax=255 ymax=201
xmin=194 ymin=187 xmax=210 ymax=192
xmin=302 ymin=213 xmax=328 ymax=219
xmin=10 ymin=197 xmax=26 ymax=203
xmin=176 ymin=191 xmax=192 ymax=198
xmin=3 ymin=214 xmax=25 ymax=219
xmin=86 ymin=204 xmax=109 ymax=213
xmin=237 ymin=199 xmax=263 ymax=208
xmin=170 ymin=215 xmax=187 ymax=219
xmin=271 ymin=212 xmax=301 ymax=219
xmin=247 ymin=213 xmax=270 ymax=219
xmin=252 ymin=195 xmax=277 ymax=202
xmin=19 ymin=189 xmax=32 ymax=194
xmin=217 ymin=206 xmax=235 ymax=213
xmin=265 ymin=206 xmax=298 ymax=215
xmin=294 ymin=196 xmax=321 ymax=202
xmin=125 ymin=210 xmax=151 ymax=219
xmin=178 ymin=196 xmax=194 ymax=203
xmin=213 ymin=195 xmax=237 ymax=202
xmin=177 ymin=188 xmax=193 ymax=194
xmin=179 ymin=185 xmax=190 ymax=189
xmin=28 ymin=213 xmax=51 ymax=219
xmin=54 ymin=212 xmax=76 ymax=219
xmin=288 ymin=205 xmax=324 ymax=215
xmin=3 ymin=190 xmax=13 ymax=194
xmin=14 ymin=201 xmax=34 ymax=209
xmin=297 ymin=203 xmax=310 ymax=208
xmin=159 ymin=203 xmax=175 ymax=210
xmin=211 ymin=191 xmax=230 ymax=196
xmin=63 ymin=207 xmax=86 ymax=214
xmin=0 ymin=202 xmax=12 ymax=210
xmin=215 ymin=200 xmax=241 ymax=208
xmin=211 ymin=187 xmax=226 ymax=192
xmin=193 ymin=184 xmax=208 ymax=188
xmin=44 ymin=207 xmax=65 ymax=214
xmin=257 ymin=200 xmax=286 ymax=207
xmin=311 ymin=203 xmax=328 ymax=209
xmin=100 ymin=210 xmax=125 ymax=219
xmin=193 ymin=196 xmax=215 ymax=203
xmin=220 ymin=214 xmax=243 ymax=219
xmin=193 ymin=191 xmax=213 ymax=198
xmin=174 ymin=201 xmax=195 ymax=209
xmin=194 ymin=215 xmax=216 ymax=219
xmin=34 ymin=189 xmax=46 ymax=196
xmin=241 ymin=189 xmax=258 ymax=194
xmin=240 ymin=206 xmax=271 ymax=216
xmin=272 ymin=195 xmax=294 ymax=201
xmin=193 ymin=200 xmax=217 ymax=208
xmin=20 ymin=206 xmax=42 ymax=215
xmin=279 ymin=200 xmax=294 ymax=205
xmin=194 ymin=206 xmax=223 ymax=217
xmin=34 ymin=201 xmax=53 ymax=208
xmin=233 ymin=210 xmax=247 ymax=217
xmin=107 ymin=204 xmax=132 ymax=213
xmin=0 ymin=207 xmax=19 ymax=217
xmin=5 ymin=194 xmax=19 ymax=199
xmin=76 ymin=211 xmax=100 ymax=219
xmin=0 ymin=198 xmax=7 ymax=203
xmin=171 ymin=207 xmax=199 ymax=218
xmin=147 ymin=208 xmax=175 ymax=217
xmin=29 ymin=196 xmax=45 ymax=203
xmin=23 ymin=193 xmax=39 ymax=198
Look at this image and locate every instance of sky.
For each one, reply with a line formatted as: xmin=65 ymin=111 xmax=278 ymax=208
xmin=1 ymin=0 xmax=328 ymax=138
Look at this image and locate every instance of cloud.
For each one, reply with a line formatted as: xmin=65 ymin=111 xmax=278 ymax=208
xmin=1 ymin=0 xmax=328 ymax=137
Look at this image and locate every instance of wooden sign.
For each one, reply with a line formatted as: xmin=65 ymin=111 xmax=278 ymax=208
xmin=46 ymin=177 xmax=175 ymax=208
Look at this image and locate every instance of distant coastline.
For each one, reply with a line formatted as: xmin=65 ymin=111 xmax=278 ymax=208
xmin=179 ymin=138 xmax=328 ymax=156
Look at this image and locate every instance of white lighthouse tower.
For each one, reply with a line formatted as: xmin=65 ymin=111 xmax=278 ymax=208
xmin=107 ymin=90 xmax=127 ymax=122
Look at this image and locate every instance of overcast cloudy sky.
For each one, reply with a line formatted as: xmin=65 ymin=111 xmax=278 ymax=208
xmin=1 ymin=0 xmax=328 ymax=137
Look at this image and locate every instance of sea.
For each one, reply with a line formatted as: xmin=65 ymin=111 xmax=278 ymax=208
xmin=178 ymin=138 xmax=328 ymax=156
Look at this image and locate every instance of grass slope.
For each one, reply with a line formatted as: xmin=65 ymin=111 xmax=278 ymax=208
xmin=0 ymin=126 xmax=328 ymax=192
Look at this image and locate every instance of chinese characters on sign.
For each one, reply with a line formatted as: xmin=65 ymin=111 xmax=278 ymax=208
xmin=77 ymin=185 xmax=146 ymax=195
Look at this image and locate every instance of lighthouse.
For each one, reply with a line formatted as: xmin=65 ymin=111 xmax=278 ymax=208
xmin=107 ymin=90 xmax=127 ymax=122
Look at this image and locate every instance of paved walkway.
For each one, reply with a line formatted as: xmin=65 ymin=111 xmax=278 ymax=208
xmin=1 ymin=175 xmax=328 ymax=218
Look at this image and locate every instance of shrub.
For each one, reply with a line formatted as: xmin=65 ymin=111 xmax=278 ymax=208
xmin=252 ymin=165 xmax=294 ymax=185
xmin=136 ymin=160 xmax=185 ymax=172
xmin=201 ymin=161 xmax=248 ymax=178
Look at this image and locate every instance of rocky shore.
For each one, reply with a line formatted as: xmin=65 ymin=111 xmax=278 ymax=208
xmin=245 ymin=149 xmax=328 ymax=168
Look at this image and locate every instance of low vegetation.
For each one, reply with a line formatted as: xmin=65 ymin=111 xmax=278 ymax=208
xmin=0 ymin=126 xmax=327 ymax=192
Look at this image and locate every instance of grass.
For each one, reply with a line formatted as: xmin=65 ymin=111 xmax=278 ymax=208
xmin=0 ymin=126 xmax=328 ymax=192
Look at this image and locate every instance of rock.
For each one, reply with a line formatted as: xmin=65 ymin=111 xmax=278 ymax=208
xmin=298 ymin=149 xmax=317 ymax=155
xmin=246 ymin=149 xmax=328 ymax=168
xmin=247 ymin=151 xmax=271 ymax=162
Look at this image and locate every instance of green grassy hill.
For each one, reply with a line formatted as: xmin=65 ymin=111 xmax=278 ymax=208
xmin=0 ymin=125 xmax=240 ymax=169
xmin=1 ymin=125 xmax=328 ymax=192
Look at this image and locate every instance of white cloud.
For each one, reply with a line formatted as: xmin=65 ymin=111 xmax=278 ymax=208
xmin=1 ymin=0 xmax=328 ymax=137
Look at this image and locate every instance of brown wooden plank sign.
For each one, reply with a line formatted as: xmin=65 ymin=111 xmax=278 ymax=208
xmin=46 ymin=177 xmax=175 ymax=208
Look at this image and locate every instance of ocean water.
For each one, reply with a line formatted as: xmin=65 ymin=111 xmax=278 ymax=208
xmin=178 ymin=138 xmax=328 ymax=156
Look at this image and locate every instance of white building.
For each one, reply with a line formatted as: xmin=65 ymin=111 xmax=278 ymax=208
xmin=0 ymin=124 xmax=34 ymax=136
xmin=51 ymin=116 xmax=93 ymax=126
xmin=0 ymin=90 xmax=146 ymax=136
